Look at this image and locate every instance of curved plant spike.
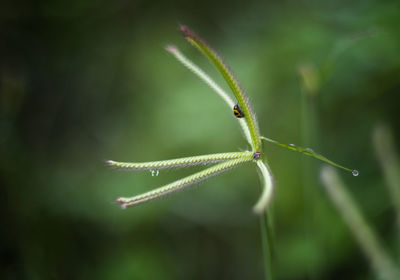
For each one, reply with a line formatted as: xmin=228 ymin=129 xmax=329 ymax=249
xmin=180 ymin=25 xmax=261 ymax=152
xmin=165 ymin=45 xmax=252 ymax=145
xmin=253 ymin=160 xmax=275 ymax=214
xmin=165 ymin=45 xmax=234 ymax=108
xmin=261 ymin=136 xmax=359 ymax=176
xmin=107 ymin=151 xmax=252 ymax=171
xmin=116 ymin=155 xmax=253 ymax=208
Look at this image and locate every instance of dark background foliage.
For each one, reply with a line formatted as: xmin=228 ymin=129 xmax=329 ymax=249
xmin=1 ymin=0 xmax=399 ymax=279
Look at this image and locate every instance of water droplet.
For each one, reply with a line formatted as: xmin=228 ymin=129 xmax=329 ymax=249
xmin=289 ymin=144 xmax=295 ymax=147
xmin=352 ymin=170 xmax=359 ymax=177
xmin=155 ymin=170 xmax=159 ymax=176
xmin=150 ymin=170 xmax=155 ymax=176
xmin=306 ymin=148 xmax=313 ymax=152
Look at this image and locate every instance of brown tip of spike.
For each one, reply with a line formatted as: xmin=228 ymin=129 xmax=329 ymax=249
xmin=179 ymin=25 xmax=192 ymax=38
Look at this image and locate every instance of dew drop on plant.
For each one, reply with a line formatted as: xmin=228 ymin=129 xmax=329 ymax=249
xmin=352 ymin=170 xmax=359 ymax=176
xmin=155 ymin=170 xmax=159 ymax=176
xmin=150 ymin=170 xmax=155 ymax=176
xmin=306 ymin=148 xmax=313 ymax=152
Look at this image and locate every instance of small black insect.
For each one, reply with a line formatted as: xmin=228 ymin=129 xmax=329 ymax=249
xmin=233 ymin=104 xmax=244 ymax=118
xmin=253 ymin=152 xmax=261 ymax=160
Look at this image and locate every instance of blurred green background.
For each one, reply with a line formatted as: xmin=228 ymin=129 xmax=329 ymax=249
xmin=1 ymin=0 xmax=400 ymax=279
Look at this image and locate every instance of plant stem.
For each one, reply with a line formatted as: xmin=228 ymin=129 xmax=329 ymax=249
xmin=321 ymin=166 xmax=400 ymax=280
xmin=300 ymin=64 xmax=323 ymax=279
xmin=259 ymin=209 xmax=274 ymax=280
xmin=373 ymin=123 xmax=400 ymax=259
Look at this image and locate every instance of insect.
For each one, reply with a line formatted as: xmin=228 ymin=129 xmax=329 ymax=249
xmin=253 ymin=152 xmax=261 ymax=160
xmin=233 ymin=104 xmax=244 ymax=118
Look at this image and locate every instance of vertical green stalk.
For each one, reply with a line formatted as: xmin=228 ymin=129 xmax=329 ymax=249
xmin=321 ymin=166 xmax=400 ymax=280
xmin=259 ymin=208 xmax=275 ymax=280
xmin=373 ymin=123 xmax=400 ymax=259
xmin=255 ymin=160 xmax=275 ymax=279
xmin=299 ymin=63 xmax=323 ymax=278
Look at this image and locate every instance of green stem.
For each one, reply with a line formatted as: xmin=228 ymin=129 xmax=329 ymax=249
xmin=259 ymin=210 xmax=274 ymax=280
xmin=300 ymin=85 xmax=321 ymax=279
xmin=321 ymin=166 xmax=400 ymax=280
xmin=373 ymin=123 xmax=400 ymax=259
